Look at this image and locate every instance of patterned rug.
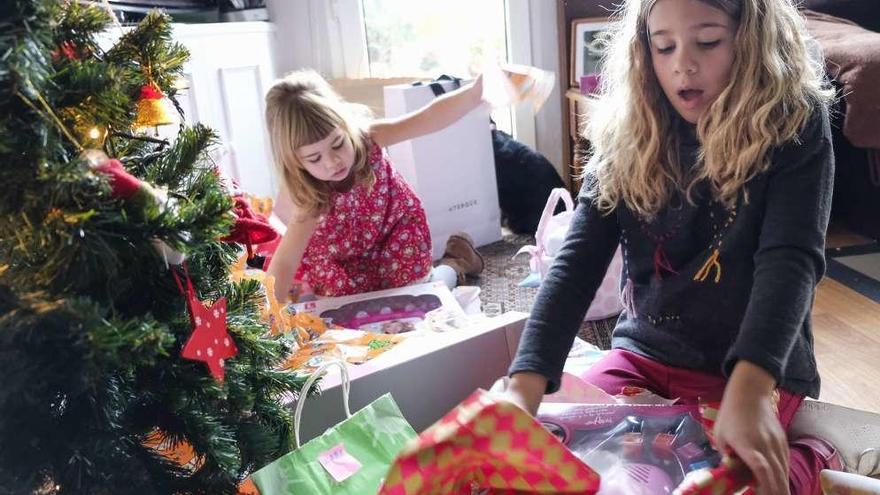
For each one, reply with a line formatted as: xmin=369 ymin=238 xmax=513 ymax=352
xmin=472 ymin=233 xmax=616 ymax=350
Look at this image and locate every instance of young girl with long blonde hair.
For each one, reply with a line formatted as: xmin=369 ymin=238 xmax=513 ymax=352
xmin=263 ymin=70 xmax=487 ymax=301
xmin=505 ymin=0 xmax=878 ymax=493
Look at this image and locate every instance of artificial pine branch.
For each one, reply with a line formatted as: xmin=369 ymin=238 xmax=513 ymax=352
xmin=147 ymin=124 xmax=217 ymax=186
xmin=105 ymin=10 xmax=188 ymax=93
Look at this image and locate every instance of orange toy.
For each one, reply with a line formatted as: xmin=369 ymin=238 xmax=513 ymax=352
xmin=289 ymin=312 xmax=327 ymax=340
xmin=144 ymin=429 xmax=260 ymax=494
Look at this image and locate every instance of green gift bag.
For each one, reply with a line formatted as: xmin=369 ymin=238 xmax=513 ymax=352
xmin=251 ymin=360 xmax=416 ymax=495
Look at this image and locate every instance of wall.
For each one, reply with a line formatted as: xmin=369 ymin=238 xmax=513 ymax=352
xmin=525 ymin=0 xmax=564 ymax=177
xmin=173 ymin=22 xmax=279 ymax=198
xmin=99 ymin=21 xmax=279 ymax=199
xmin=265 ymin=1 xmax=314 ymax=76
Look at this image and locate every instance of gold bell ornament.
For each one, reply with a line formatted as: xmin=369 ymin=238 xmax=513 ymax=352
xmin=134 ymin=83 xmax=175 ymax=132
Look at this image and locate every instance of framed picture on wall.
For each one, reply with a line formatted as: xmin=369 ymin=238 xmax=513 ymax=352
xmin=570 ymin=17 xmax=612 ymax=87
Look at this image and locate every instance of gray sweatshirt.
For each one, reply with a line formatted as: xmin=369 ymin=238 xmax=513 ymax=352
xmin=509 ymin=103 xmax=834 ymax=398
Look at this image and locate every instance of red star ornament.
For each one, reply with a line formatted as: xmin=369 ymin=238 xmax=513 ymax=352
xmin=180 ymin=294 xmax=238 ymax=381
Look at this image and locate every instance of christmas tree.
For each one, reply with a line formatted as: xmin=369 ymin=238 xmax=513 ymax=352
xmin=0 ymin=2 xmax=305 ymax=493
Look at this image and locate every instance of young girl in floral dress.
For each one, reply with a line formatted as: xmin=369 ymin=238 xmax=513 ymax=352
xmin=264 ymin=70 xmax=487 ymax=301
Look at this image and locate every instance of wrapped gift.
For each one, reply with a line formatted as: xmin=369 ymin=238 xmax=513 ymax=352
xmin=674 ymin=455 xmax=754 ymax=495
xmin=378 ymin=389 xmax=601 ymax=495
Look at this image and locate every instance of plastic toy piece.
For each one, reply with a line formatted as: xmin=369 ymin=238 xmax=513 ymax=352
xmin=654 ymin=415 xmax=692 ymax=459
xmin=688 ymin=460 xmax=713 ymax=472
xmin=622 ymin=432 xmax=644 ymax=459
xmin=653 ymin=433 xmax=678 ymax=459
xmin=676 ymin=442 xmax=705 ymax=465
xmin=601 ymin=462 xmax=675 ymax=495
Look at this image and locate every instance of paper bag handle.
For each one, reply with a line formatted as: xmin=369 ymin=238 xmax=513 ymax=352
xmin=413 ymin=74 xmax=462 ymax=97
xmin=293 ymin=359 xmax=352 ymax=448
xmin=535 ymin=188 xmax=574 ymax=248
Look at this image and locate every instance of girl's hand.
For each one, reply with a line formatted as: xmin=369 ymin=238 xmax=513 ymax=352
xmin=481 ymin=63 xmax=554 ymax=110
xmin=471 ymin=73 xmax=484 ymax=102
xmin=714 ymin=361 xmax=790 ymax=495
xmin=501 ymin=372 xmax=547 ymax=416
xmin=266 ymin=211 xmax=318 ymax=302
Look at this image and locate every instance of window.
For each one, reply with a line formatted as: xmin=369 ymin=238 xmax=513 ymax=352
xmin=325 ymin=0 xmax=538 ymax=145
xmin=360 ymin=0 xmax=512 ymax=134
xmin=361 ymin=0 xmax=507 ymax=79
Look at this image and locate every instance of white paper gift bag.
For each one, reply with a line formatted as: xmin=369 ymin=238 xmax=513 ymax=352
xmin=383 ymin=79 xmax=502 ymax=259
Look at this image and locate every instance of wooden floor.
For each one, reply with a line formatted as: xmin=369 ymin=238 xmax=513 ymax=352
xmin=812 ymin=225 xmax=880 ymax=412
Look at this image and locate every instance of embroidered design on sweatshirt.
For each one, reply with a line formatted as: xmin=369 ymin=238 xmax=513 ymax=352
xmin=693 ymin=204 xmax=737 ymax=284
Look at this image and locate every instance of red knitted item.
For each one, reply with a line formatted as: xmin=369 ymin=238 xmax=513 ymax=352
xmin=95 ymin=159 xmax=142 ymax=199
xmin=221 ymin=196 xmax=279 ymax=256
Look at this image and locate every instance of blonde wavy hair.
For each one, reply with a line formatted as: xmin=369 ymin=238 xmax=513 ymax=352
xmin=584 ymin=0 xmax=832 ymax=218
xmin=265 ymin=69 xmax=375 ymax=215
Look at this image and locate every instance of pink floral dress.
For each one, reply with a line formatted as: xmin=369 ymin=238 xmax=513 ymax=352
xmin=295 ymin=142 xmax=433 ymax=296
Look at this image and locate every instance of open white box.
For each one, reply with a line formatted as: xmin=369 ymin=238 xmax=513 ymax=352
xmin=293 ymin=311 xmax=528 ymax=442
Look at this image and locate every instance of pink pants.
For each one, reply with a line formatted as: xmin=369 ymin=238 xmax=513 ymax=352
xmin=582 ymin=349 xmax=834 ymax=495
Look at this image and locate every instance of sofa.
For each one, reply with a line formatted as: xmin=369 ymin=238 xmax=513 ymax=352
xmin=801 ymin=0 xmax=880 ymax=241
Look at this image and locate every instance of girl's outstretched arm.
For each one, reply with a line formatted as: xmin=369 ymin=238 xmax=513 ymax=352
xmin=266 ymin=204 xmax=318 ymax=302
xmin=369 ymin=75 xmax=484 ymax=148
